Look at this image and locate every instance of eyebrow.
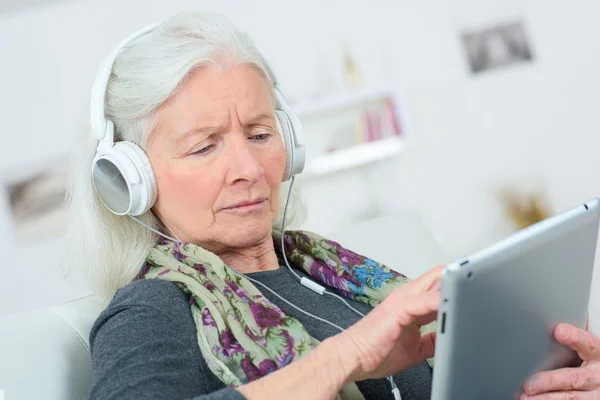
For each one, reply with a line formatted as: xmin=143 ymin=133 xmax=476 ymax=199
xmin=245 ymin=112 xmax=274 ymax=125
xmin=177 ymin=125 xmax=225 ymax=142
xmin=176 ymin=112 xmax=274 ymax=142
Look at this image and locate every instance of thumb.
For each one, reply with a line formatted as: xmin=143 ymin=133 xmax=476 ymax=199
xmin=417 ymin=331 xmax=437 ymax=360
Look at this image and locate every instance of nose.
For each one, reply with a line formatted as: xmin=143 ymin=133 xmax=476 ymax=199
xmin=225 ymin=136 xmax=264 ymax=186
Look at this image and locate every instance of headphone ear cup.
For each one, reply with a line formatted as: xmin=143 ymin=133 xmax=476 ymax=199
xmin=92 ymin=141 xmax=157 ymax=216
xmin=92 ymin=153 xmax=131 ymax=215
xmin=275 ymin=110 xmax=294 ymax=181
xmin=118 ymin=142 xmax=157 ymax=214
xmin=273 ymin=86 xmax=305 ymax=180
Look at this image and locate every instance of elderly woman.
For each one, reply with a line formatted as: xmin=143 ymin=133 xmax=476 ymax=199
xmin=69 ymin=11 xmax=600 ymax=400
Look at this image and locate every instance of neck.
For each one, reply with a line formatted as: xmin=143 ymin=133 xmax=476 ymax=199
xmin=215 ymin=236 xmax=280 ymax=274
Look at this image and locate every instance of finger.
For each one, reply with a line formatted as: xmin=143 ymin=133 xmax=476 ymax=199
xmin=418 ymin=331 xmax=437 ymax=360
xmin=555 ymin=323 xmax=600 ymax=361
xmin=585 ymin=313 xmax=589 ymax=332
xmin=416 ymin=265 xmax=444 ymax=291
xmin=393 ymin=290 xmax=441 ymax=327
xmin=397 ymin=265 xmax=444 ymax=297
xmin=521 ymin=391 xmax=595 ymax=400
xmin=523 ymin=366 xmax=600 ymax=395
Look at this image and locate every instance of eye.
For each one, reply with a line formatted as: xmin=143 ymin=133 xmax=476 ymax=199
xmin=191 ymin=145 xmax=214 ymax=156
xmin=250 ymin=133 xmax=272 ymax=141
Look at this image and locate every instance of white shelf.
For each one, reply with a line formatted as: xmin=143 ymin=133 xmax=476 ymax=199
xmin=292 ymin=86 xmax=394 ymax=119
xmin=302 ymin=137 xmax=405 ymax=178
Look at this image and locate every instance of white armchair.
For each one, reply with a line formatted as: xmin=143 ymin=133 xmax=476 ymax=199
xmin=0 ymin=210 xmax=446 ymax=400
xmin=0 ymin=296 xmax=108 ymax=400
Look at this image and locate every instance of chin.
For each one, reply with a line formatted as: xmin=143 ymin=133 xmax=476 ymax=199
xmin=223 ymin=216 xmax=274 ymax=248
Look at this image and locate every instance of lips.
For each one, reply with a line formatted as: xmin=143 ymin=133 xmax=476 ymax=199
xmin=223 ymin=197 xmax=268 ymax=211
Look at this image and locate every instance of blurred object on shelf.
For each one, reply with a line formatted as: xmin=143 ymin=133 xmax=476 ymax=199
xmin=499 ymin=186 xmax=553 ymax=229
xmin=356 ymin=97 xmax=404 ymax=145
xmin=341 ymin=41 xmax=362 ymax=89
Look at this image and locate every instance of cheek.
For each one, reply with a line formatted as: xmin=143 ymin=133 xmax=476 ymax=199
xmin=155 ymin=161 xmax=220 ymax=214
xmin=268 ymin=140 xmax=287 ymax=182
xmin=264 ymin=147 xmax=286 ymax=211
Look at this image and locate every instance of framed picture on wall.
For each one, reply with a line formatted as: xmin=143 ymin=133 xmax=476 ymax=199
xmin=1 ymin=156 xmax=70 ymax=244
xmin=462 ymin=21 xmax=534 ymax=74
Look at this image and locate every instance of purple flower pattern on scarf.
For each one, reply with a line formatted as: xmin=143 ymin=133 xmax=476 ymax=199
xmin=296 ymin=231 xmax=312 ymax=244
xmin=244 ymin=325 xmax=259 ymax=341
xmin=309 ymin=260 xmax=351 ymax=295
xmin=240 ymin=356 xmax=262 ymax=382
xmin=240 ymin=356 xmax=279 ymax=382
xmin=193 ymin=263 xmax=207 ymax=275
xmin=336 ymin=245 xmax=366 ymax=267
xmin=137 ymin=261 xmax=152 ymax=279
xmin=221 ymin=329 xmax=244 ymax=357
xmin=275 ymin=331 xmax=295 ymax=367
xmin=172 ymin=242 xmax=187 ymax=261
xmin=258 ymin=359 xmax=278 ymax=375
xmin=201 ymin=308 xmax=216 ymax=327
xmin=225 ymin=279 xmax=249 ymax=300
xmin=326 ymin=257 xmax=362 ymax=287
xmin=249 ymin=301 xmax=283 ymax=329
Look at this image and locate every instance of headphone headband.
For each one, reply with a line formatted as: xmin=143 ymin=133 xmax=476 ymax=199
xmin=90 ymin=23 xmax=160 ymax=142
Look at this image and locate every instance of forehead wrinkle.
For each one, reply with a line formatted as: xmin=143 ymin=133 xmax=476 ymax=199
xmin=172 ymin=102 xmax=274 ymax=149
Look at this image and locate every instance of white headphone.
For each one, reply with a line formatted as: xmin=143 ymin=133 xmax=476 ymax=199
xmin=90 ymin=22 xmax=306 ymax=217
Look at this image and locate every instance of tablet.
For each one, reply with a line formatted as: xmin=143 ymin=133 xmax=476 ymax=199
xmin=431 ymin=198 xmax=600 ymax=400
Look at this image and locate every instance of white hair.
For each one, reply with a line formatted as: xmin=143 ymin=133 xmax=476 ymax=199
xmin=66 ymin=11 xmax=305 ymax=299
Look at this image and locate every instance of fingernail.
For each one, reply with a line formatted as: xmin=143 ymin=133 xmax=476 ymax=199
xmin=560 ymin=325 xmax=570 ymax=339
xmin=526 ymin=379 xmax=540 ymax=393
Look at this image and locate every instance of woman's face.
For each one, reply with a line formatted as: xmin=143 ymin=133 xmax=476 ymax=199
xmin=147 ymin=65 xmax=286 ymax=253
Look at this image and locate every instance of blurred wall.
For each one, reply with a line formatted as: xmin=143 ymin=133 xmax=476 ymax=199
xmin=1 ymin=0 xmax=599 ymax=330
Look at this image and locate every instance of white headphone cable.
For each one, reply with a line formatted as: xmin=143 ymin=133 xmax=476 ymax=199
xmin=279 ymin=178 xmax=367 ymax=318
xmin=130 ymin=215 xmax=178 ymax=242
xmin=279 ymin=177 xmax=401 ymax=400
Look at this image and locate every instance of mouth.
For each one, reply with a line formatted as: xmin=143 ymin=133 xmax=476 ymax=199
xmin=222 ymin=198 xmax=268 ymax=213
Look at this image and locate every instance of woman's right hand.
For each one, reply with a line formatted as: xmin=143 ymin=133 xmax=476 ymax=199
xmin=330 ymin=265 xmax=444 ymax=384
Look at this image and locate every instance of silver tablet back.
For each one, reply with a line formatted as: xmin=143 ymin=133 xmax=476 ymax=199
xmin=431 ymin=198 xmax=600 ymax=400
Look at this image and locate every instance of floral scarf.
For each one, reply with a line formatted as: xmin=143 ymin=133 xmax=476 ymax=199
xmin=140 ymin=230 xmax=436 ymax=399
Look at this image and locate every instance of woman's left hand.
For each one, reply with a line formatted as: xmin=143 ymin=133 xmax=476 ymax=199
xmin=521 ymin=322 xmax=600 ymax=399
